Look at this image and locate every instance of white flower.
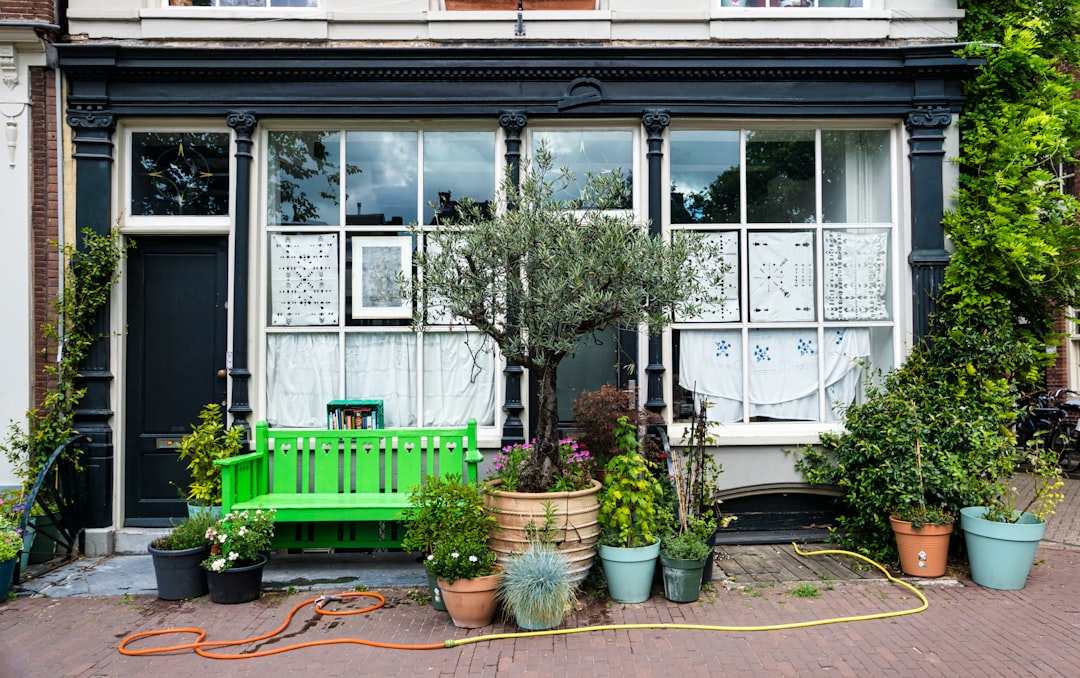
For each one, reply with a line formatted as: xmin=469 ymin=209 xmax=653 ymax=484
xmin=427 ymin=554 xmax=435 ymax=561
xmin=228 ymin=551 xmax=239 ymax=561
xmin=468 ymin=555 xmax=478 ymax=563
xmin=218 ymin=534 xmax=228 ymax=543
xmin=238 ymin=526 xmax=248 ymax=537
xmin=451 ymin=552 xmax=460 ymax=559
xmin=210 ymin=558 xmax=227 ymax=572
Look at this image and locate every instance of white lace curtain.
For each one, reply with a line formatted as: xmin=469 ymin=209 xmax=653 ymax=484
xmin=266 ymin=331 xmax=495 ymax=428
xmin=679 ymin=327 xmax=870 ymax=422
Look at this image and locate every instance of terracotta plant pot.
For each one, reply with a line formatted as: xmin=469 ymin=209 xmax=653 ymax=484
xmin=889 ymin=516 xmax=953 ymax=578
xmin=438 ymin=567 xmax=502 ymax=628
xmin=485 ymin=479 xmax=601 ymax=585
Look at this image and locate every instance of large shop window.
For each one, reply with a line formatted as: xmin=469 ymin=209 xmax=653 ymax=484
xmin=670 ymin=128 xmax=895 ymax=424
xmin=263 ymin=129 xmax=497 ymax=428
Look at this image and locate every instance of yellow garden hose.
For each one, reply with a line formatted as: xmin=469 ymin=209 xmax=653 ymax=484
xmin=118 ymin=543 xmax=928 ymax=659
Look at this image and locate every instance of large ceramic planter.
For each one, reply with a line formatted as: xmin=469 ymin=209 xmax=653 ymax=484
xmin=660 ymin=554 xmax=707 ymax=603
xmin=0 ymin=557 xmax=15 ymax=601
xmin=438 ymin=568 xmax=502 ymax=629
xmin=485 ymin=479 xmax=601 ymax=586
xmin=205 ymin=554 xmax=268 ymax=604
xmin=961 ymin=506 xmax=1046 ymax=590
xmin=598 ymin=540 xmax=660 ymax=603
xmin=889 ymin=516 xmax=953 ymax=578
xmin=148 ymin=543 xmax=211 ymax=600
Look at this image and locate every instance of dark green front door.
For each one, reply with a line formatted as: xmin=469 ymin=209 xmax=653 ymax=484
xmin=124 ymin=236 xmax=229 ymax=526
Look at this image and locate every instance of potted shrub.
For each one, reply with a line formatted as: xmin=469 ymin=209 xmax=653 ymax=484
xmin=888 ymin=430 xmax=954 ymax=578
xmin=202 ymin=508 xmax=276 ymax=604
xmin=0 ymin=514 xmax=22 ymax=601
xmin=147 ymin=512 xmax=216 ymax=600
xmin=179 ymin=403 xmax=244 ymax=516
xmin=497 ymin=541 xmax=575 ymax=630
xmin=961 ymin=443 xmax=1065 ymax=590
xmin=484 ymin=438 xmax=600 ymax=585
xmin=656 ymin=506 xmax=713 ymax=603
xmin=667 ymin=400 xmax=734 ymax=584
xmin=411 ymin=479 xmax=500 ymax=627
xmin=402 ymin=474 xmax=492 ymax=611
xmin=596 ymin=416 xmax=664 ymax=603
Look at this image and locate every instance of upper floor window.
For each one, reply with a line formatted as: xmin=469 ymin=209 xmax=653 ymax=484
xmin=720 ymin=1 xmax=863 ymax=6
xmin=168 ymin=1 xmax=317 ymax=7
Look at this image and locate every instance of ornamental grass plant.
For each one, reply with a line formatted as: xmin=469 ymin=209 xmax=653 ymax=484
xmin=497 ymin=542 xmax=575 ymax=630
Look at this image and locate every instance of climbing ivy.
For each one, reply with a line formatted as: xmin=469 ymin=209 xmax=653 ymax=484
xmin=795 ymin=2 xmax=1080 ymax=561
xmin=1 ymin=228 xmax=128 ymax=488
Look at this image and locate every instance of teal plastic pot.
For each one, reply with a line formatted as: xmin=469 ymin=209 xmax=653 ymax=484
xmin=425 ymin=565 xmax=448 ymax=612
xmin=660 ymin=554 xmax=707 ymax=603
xmin=0 ymin=557 xmax=15 ymax=600
xmin=960 ymin=506 xmax=1046 ymax=590
xmin=598 ymin=540 xmax=660 ymax=603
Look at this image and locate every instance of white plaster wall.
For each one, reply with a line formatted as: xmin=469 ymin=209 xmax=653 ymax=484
xmin=66 ymin=0 xmax=963 ymax=43
xmin=0 ymin=42 xmax=41 ymax=488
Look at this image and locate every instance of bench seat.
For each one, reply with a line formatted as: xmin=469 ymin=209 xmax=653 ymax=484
xmin=217 ymin=419 xmax=481 ymax=550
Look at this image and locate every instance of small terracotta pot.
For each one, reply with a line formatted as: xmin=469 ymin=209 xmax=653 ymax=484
xmin=889 ymin=516 xmax=953 ymax=578
xmin=438 ymin=567 xmax=502 ymax=628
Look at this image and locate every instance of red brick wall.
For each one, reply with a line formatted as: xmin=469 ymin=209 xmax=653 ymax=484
xmin=1 ymin=0 xmax=56 ymax=24
xmin=29 ymin=65 xmax=60 ymax=407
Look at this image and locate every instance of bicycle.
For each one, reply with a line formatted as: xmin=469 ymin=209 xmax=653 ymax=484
xmin=1015 ymin=388 xmax=1080 ymax=474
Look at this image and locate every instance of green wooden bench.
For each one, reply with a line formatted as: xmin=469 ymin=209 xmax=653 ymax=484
xmin=216 ymin=419 xmax=481 ymax=549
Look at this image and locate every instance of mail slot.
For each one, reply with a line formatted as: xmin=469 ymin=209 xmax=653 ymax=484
xmin=155 ymin=437 xmax=183 ymax=450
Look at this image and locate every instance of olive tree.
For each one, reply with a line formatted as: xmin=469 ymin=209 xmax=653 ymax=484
xmin=411 ymin=144 xmax=722 ymax=492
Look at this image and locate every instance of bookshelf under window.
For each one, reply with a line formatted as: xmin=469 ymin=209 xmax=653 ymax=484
xmin=327 ymin=399 xmax=384 ymax=429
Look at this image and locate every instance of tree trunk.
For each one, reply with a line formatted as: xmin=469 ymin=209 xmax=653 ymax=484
xmin=517 ymin=363 xmax=562 ymax=493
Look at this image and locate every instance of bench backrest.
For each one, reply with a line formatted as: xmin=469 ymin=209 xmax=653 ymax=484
xmin=252 ymin=419 xmax=481 ymax=495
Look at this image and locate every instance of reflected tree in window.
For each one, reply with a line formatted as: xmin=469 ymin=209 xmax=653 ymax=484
xmin=131 ymin=132 xmax=230 ymax=216
xmin=268 ymin=131 xmax=360 ymax=225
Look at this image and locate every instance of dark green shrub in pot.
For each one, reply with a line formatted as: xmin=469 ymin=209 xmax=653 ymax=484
xmin=794 ymin=310 xmax=1020 ymax=564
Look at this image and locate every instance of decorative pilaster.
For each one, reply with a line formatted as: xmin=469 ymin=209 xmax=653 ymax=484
xmin=498 ymin=111 xmax=528 ymax=447
xmin=905 ymin=106 xmax=952 ymax=339
xmin=67 ymin=103 xmax=117 ymax=530
xmin=642 ymin=110 xmax=670 ymax=418
xmin=226 ymin=110 xmax=257 ymax=436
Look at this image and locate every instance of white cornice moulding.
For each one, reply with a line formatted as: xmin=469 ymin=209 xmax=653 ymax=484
xmin=0 ymin=45 xmax=16 ymax=90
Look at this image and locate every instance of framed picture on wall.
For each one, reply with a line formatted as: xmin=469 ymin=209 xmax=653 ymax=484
xmin=350 ymin=235 xmax=412 ymax=319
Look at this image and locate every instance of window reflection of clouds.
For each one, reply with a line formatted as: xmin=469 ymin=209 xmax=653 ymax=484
xmin=423 ymin=132 xmax=496 ymax=224
xmin=345 ymin=131 xmax=418 ymax=226
xmin=532 ymin=130 xmax=633 ymax=204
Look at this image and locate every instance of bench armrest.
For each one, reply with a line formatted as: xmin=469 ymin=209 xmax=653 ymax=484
xmin=215 ymin=449 xmax=268 ymax=515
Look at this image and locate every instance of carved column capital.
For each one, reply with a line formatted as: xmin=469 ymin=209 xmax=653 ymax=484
xmin=905 ymin=106 xmax=952 ymax=132
xmin=498 ymin=111 xmax=528 ymax=139
xmin=226 ymin=110 xmax=258 ymax=140
xmin=642 ymin=109 xmax=671 ymax=140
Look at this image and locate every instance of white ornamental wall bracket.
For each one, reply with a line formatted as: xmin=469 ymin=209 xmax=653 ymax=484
xmin=0 ymin=103 xmax=28 ymax=169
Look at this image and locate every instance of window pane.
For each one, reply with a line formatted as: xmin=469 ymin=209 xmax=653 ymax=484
xmin=345 ymin=333 xmax=417 ymax=427
xmin=345 ymin=131 xmax=418 ymax=227
xmin=424 ymin=131 xmax=496 ymax=225
xmin=823 ymin=228 xmax=891 ymax=321
xmin=423 ymin=333 xmax=496 ymax=426
xmin=747 ymin=328 xmax=820 ymax=421
xmin=532 ymin=130 xmax=633 ymax=207
xmin=677 ymin=231 xmax=740 ymax=322
xmin=670 ymin=130 xmax=740 ymax=224
xmin=131 ymin=132 xmax=230 ymax=216
xmin=677 ymin=328 xmax=744 ymax=423
xmin=269 ymin=233 xmax=339 ymax=326
xmin=266 ymin=333 xmax=338 ymax=427
xmin=746 ymin=130 xmax=815 ymax=223
xmin=557 ymin=327 xmax=623 ymax=421
xmin=822 ymin=130 xmax=891 ymax=223
xmin=268 ymin=131 xmax=342 ymax=225
xmin=748 ymin=230 xmax=816 ymax=322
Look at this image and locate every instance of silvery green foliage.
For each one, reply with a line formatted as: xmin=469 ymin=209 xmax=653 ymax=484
xmin=496 ymin=542 xmax=576 ymax=630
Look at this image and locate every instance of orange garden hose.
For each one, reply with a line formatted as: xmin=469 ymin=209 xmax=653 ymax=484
xmin=118 ymin=543 xmax=930 ymax=660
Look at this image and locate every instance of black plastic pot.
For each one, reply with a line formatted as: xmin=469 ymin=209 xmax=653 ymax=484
xmin=148 ymin=543 xmax=210 ymax=600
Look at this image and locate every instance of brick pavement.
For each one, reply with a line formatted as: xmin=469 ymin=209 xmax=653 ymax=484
xmin=4 ymin=475 xmax=1080 ymax=677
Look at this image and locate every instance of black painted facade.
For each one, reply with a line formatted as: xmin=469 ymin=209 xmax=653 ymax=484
xmin=57 ymin=43 xmax=981 ymax=526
